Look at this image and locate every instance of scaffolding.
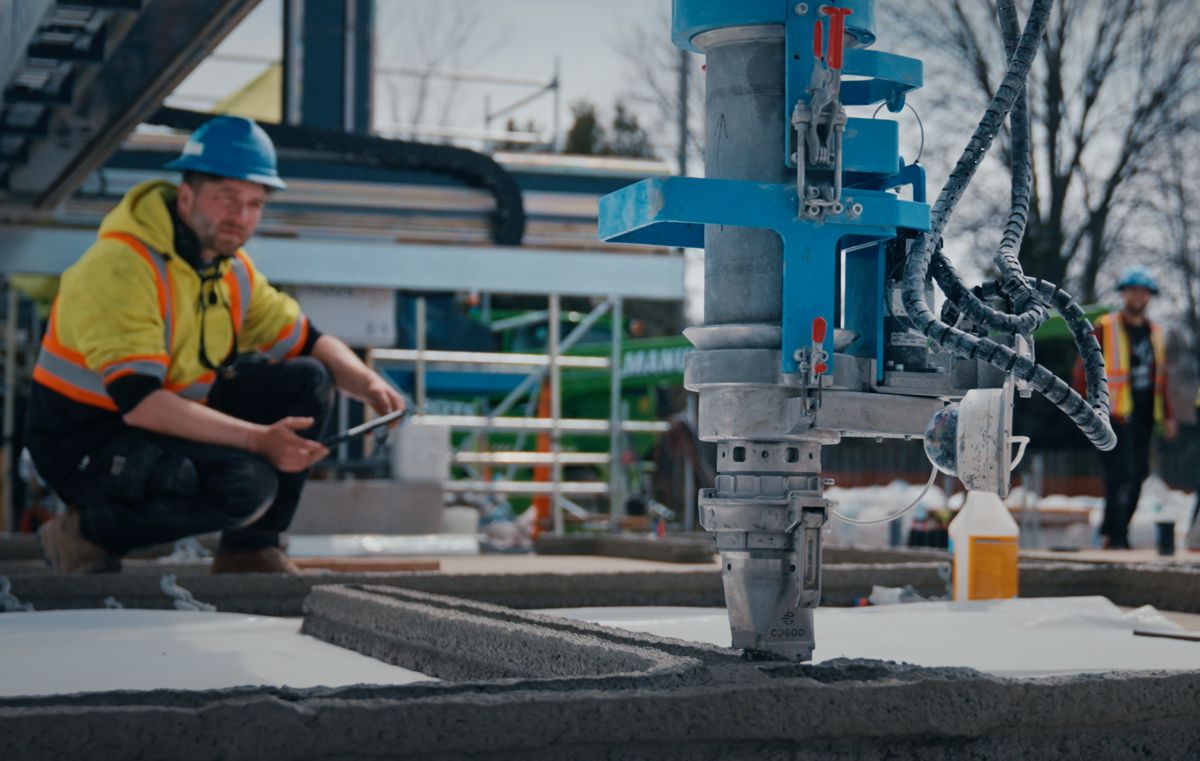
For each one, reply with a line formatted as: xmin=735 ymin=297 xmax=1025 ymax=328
xmin=369 ymin=294 xmax=670 ymax=535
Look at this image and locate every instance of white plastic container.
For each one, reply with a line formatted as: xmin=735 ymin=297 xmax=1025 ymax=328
xmin=949 ymin=491 xmax=1019 ymax=601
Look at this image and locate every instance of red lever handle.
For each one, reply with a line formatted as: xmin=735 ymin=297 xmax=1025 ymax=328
xmin=813 ymin=19 xmax=824 ymax=61
xmin=812 ymin=317 xmax=828 ymax=344
xmin=820 ymin=6 xmax=853 ymax=70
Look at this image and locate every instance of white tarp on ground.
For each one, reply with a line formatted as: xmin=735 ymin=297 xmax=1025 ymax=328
xmin=542 ymin=596 xmax=1200 ymax=678
xmin=0 ymin=610 xmax=433 ymax=697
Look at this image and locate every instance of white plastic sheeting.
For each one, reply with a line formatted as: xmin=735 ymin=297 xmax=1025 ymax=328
xmin=543 ymin=596 xmax=1200 ymax=678
xmin=826 ymin=477 xmax=1198 ymax=551
xmin=287 ymin=533 xmax=480 ymax=557
xmin=0 ymin=610 xmax=433 ymax=697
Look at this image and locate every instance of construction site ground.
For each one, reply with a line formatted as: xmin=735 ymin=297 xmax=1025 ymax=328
xmin=3 ymin=540 xmax=1200 ymax=759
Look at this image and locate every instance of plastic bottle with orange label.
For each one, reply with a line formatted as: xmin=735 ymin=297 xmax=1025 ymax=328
xmin=948 ymin=491 xmax=1019 ymax=601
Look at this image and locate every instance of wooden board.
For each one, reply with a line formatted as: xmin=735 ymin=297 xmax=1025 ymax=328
xmin=292 ymin=557 xmax=441 ymax=573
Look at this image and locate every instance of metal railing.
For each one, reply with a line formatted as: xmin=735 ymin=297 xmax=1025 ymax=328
xmin=368 ymin=294 xmax=669 ymax=534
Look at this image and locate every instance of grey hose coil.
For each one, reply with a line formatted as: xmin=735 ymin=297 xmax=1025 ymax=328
xmin=932 ymin=0 xmax=1046 ymax=336
xmin=977 ymin=277 xmax=1111 ymax=414
xmin=900 ymin=0 xmax=1117 ymax=451
xmin=938 ymin=37 xmax=1106 ymax=414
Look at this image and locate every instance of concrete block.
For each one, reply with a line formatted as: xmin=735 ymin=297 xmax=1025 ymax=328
xmin=289 ymin=479 xmax=443 ymax=534
xmin=391 ymin=422 xmax=449 ymax=481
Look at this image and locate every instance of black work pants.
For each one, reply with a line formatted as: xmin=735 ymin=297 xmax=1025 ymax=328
xmin=54 ymin=357 xmax=333 ymax=555
xmin=1098 ymin=417 xmax=1152 ymax=549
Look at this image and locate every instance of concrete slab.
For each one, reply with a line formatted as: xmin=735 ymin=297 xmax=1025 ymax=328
xmin=4 ymin=584 xmax=1200 ymax=760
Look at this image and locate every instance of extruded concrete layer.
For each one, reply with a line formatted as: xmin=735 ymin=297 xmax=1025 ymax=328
xmin=308 ymin=585 xmax=740 ymax=668
xmin=301 ymin=585 xmax=705 ymax=682
xmin=534 ymin=533 xmax=716 ymax=563
xmin=3 ymin=585 xmax=1200 ymax=760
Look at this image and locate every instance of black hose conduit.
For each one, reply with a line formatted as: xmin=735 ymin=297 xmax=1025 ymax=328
xmin=932 ymin=0 xmax=1048 ymax=337
xmin=900 ymin=0 xmax=1116 ymax=451
xmin=150 ymin=107 xmax=527 ymax=246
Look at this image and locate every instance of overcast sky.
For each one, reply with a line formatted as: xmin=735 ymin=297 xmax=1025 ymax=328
xmin=173 ymin=0 xmax=669 ymax=145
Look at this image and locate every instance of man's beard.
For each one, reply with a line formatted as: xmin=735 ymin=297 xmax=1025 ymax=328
xmin=194 ymin=216 xmax=247 ymax=257
xmin=1124 ymin=301 xmax=1147 ymax=317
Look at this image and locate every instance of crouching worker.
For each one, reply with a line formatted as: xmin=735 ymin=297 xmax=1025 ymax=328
xmin=28 ymin=116 xmax=405 ymax=574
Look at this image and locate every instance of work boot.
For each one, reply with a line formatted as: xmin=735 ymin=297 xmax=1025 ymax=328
xmin=210 ymin=545 xmax=301 ymax=574
xmin=38 ymin=510 xmax=122 ymax=574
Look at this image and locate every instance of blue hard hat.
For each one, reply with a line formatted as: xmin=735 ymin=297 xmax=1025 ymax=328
xmin=165 ymin=116 xmax=286 ymax=189
xmin=1115 ymin=266 xmax=1159 ymax=295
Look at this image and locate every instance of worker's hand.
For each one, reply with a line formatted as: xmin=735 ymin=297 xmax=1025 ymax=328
xmin=1164 ymin=418 xmax=1179 ymax=441
xmin=360 ymin=373 xmax=407 ymax=419
xmin=250 ymin=417 xmax=329 ymax=473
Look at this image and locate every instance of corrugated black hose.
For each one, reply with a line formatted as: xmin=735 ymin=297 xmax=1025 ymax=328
xmin=933 ymin=0 xmax=1047 ymax=336
xmin=149 ymin=107 xmax=526 ymax=246
xmin=900 ymin=0 xmax=1116 ymax=451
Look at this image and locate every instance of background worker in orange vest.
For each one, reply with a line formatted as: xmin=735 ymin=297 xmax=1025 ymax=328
xmin=1075 ymin=266 xmax=1176 ymax=549
xmin=28 ymin=116 xmax=405 ymax=574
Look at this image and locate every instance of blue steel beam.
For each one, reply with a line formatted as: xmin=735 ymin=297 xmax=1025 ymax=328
xmin=599 ymin=176 xmax=927 ymax=372
xmin=602 ymin=0 xmax=929 ymax=375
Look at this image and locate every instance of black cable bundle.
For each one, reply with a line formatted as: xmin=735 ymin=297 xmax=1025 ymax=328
xmin=900 ymin=0 xmax=1116 ymax=451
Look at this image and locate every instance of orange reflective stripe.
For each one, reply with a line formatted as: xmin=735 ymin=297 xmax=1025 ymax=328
xmin=99 ymin=353 xmax=170 ymax=371
xmin=1151 ymin=324 xmax=1168 ymax=423
xmin=224 ymin=253 xmax=252 ymax=334
xmin=1098 ymin=311 xmax=1167 ymax=422
xmin=101 ymin=232 xmax=165 ymax=317
xmin=261 ymin=316 xmax=307 ymax=361
xmin=287 ymin=317 xmax=309 ymax=359
xmin=99 ymin=356 xmax=169 ymax=384
xmin=167 ymin=371 xmax=216 ymax=403
xmin=235 ymin=249 xmax=255 ymax=291
xmin=165 ymin=370 xmax=216 ymax=391
xmin=34 ymin=235 xmax=177 ymax=412
xmin=33 ymin=357 xmax=118 ymax=412
xmin=103 ymin=368 xmax=136 ymax=383
xmin=99 ymin=232 xmax=174 ymax=349
xmin=40 ymin=303 xmax=87 ymax=366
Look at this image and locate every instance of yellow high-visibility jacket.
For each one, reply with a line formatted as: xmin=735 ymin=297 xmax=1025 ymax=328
xmin=1094 ymin=311 xmax=1168 ymax=424
xmin=33 ymin=180 xmax=311 ymax=413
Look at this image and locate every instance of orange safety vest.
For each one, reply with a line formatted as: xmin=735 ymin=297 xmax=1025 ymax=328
xmin=32 ymin=232 xmax=253 ymax=412
xmin=1096 ymin=311 xmax=1167 ymax=424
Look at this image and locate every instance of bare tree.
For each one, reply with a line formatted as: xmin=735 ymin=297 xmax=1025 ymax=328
xmin=888 ymin=0 xmax=1200 ymax=302
xmin=614 ymin=10 xmax=705 ymax=172
xmin=1139 ymin=132 xmax=1200 ymax=344
xmin=374 ymin=0 xmax=507 ymax=139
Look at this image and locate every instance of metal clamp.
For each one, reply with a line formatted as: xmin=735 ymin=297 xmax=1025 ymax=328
xmin=785 ymin=493 xmax=828 ymax=608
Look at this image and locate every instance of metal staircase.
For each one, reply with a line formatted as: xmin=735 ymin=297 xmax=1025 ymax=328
xmin=0 ymin=0 xmax=262 ymax=214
